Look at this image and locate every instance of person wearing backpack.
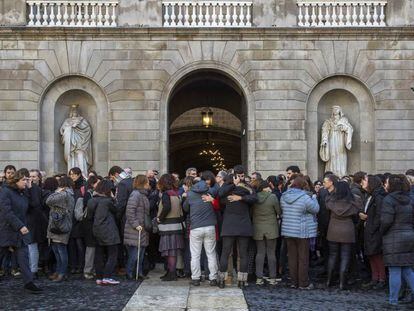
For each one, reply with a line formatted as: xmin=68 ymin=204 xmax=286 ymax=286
xmin=46 ymin=176 xmax=75 ymax=283
xmin=87 ymin=180 xmax=121 ymax=285
xmin=124 ymin=175 xmax=151 ymax=280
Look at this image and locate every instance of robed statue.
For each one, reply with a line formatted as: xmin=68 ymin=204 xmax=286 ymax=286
xmin=60 ymin=105 xmax=92 ymax=177
xmin=319 ymin=106 xmax=353 ymax=177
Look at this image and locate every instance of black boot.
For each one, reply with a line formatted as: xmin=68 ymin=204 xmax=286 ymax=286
xmin=218 ymin=272 xmax=226 ymax=289
xmin=160 ymin=270 xmax=169 ymax=280
xmin=24 ymin=282 xmax=43 ymax=294
xmin=161 ymin=271 xmax=177 ymax=282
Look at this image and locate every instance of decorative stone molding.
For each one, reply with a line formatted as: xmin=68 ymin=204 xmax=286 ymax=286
xmin=297 ymin=1 xmax=387 ymax=27
xmin=162 ymin=1 xmax=252 ymax=27
xmin=27 ymin=0 xmax=118 ymax=27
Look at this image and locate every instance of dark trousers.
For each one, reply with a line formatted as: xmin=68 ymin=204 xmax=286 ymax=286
xmin=0 ymin=246 xmax=33 ymax=285
xmin=220 ymin=236 xmax=249 ymax=273
xmin=68 ymin=237 xmax=85 ymax=270
xmin=328 ymin=242 xmax=352 ymax=274
xmin=95 ymin=244 xmax=118 ymax=279
xmin=286 ymin=237 xmax=310 ymax=287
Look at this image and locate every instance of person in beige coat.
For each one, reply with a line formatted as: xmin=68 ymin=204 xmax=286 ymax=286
xmin=124 ymin=175 xmax=151 ymax=280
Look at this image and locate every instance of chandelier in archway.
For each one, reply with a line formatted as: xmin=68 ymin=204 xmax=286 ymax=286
xmin=199 ymin=141 xmax=226 ymax=171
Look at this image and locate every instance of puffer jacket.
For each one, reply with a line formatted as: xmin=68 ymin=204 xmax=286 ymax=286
xmin=183 ymin=180 xmax=217 ymax=230
xmin=124 ymin=189 xmax=150 ymax=247
xmin=281 ymin=188 xmax=319 ymax=239
xmin=381 ymin=191 xmax=414 ymax=266
xmin=252 ymin=191 xmax=281 ymax=240
xmin=46 ymin=188 xmax=75 ymax=245
xmin=0 ymin=184 xmax=31 ymax=247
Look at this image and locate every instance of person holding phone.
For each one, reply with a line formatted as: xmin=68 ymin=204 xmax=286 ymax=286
xmin=0 ymin=169 xmax=42 ymax=294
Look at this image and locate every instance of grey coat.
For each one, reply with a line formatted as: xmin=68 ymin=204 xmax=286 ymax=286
xmin=124 ymin=189 xmax=150 ymax=247
xmin=46 ymin=189 xmax=75 ymax=245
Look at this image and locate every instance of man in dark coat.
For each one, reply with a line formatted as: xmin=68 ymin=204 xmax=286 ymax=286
xmin=0 ymin=169 xmax=42 ymax=293
xmin=108 ymin=166 xmax=133 ymax=272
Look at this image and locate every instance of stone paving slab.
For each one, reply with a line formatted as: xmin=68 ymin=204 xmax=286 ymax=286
xmin=124 ymin=265 xmax=248 ymax=311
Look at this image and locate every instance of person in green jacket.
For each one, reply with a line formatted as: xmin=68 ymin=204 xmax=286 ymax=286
xmin=253 ymin=180 xmax=282 ymax=285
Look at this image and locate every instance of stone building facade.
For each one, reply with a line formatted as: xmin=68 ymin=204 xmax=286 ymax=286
xmin=0 ymin=0 xmax=413 ymax=179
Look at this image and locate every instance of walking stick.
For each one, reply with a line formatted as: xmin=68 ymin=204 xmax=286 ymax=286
xmin=136 ymin=227 xmax=142 ymax=281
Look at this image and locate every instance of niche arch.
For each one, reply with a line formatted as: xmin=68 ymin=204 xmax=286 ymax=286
xmin=40 ymin=75 xmax=109 ymax=176
xmin=306 ymin=75 xmax=376 ymax=179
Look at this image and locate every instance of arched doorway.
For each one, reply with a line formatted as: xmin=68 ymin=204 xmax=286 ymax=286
xmin=168 ymin=70 xmax=247 ymax=176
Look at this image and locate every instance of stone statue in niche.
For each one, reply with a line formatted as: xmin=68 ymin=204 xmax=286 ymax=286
xmin=60 ymin=104 xmax=92 ymax=177
xmin=319 ymin=106 xmax=353 ymax=177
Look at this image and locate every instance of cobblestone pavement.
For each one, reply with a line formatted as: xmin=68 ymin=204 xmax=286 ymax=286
xmin=243 ymin=283 xmax=401 ymax=311
xmin=0 ymin=274 xmax=140 ymax=311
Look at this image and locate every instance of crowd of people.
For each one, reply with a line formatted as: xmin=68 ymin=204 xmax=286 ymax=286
xmin=1 ymin=163 xmax=414 ymax=307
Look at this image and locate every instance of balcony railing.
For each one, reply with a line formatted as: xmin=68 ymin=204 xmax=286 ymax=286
xmin=297 ymin=1 xmax=387 ymax=27
xmin=162 ymin=1 xmax=252 ymax=27
xmin=27 ymin=0 xmax=118 ymax=27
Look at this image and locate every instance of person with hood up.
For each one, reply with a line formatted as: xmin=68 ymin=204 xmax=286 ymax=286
xmin=325 ymin=180 xmax=362 ymax=290
xmin=380 ymin=174 xmax=414 ymax=306
xmin=252 ymin=180 xmax=282 ymax=286
xmin=281 ymin=175 xmax=319 ymax=290
xmin=183 ymin=171 xmax=219 ymax=286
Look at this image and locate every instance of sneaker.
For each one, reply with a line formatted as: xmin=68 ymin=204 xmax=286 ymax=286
xmin=209 ymin=279 xmax=218 ymax=287
xmin=299 ymin=283 xmax=315 ymax=290
xmin=84 ymin=273 xmax=94 ymax=280
xmin=191 ymin=279 xmax=201 ymax=286
xmin=290 ymin=284 xmax=298 ymax=289
xmin=373 ymin=281 xmax=386 ymax=290
xmin=24 ymin=282 xmax=43 ymax=294
xmin=96 ymin=279 xmax=103 ymax=285
xmin=268 ymin=278 xmax=278 ymax=286
xmin=361 ymin=280 xmax=377 ymax=289
xmin=102 ymin=278 xmax=120 ymax=285
xmin=256 ymin=278 xmax=265 ymax=286
xmin=11 ymin=269 xmax=21 ymax=277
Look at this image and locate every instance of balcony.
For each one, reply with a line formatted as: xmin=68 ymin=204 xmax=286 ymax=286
xmin=26 ymin=0 xmax=119 ymax=27
xmin=162 ymin=1 xmax=252 ymax=27
xmin=297 ymin=1 xmax=387 ymax=27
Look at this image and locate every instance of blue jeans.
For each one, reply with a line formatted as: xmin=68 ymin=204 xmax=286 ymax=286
xmin=126 ymin=246 xmax=146 ymax=278
xmin=51 ymin=242 xmax=68 ymax=275
xmin=28 ymin=243 xmax=39 ymax=273
xmin=389 ymin=266 xmax=414 ymax=305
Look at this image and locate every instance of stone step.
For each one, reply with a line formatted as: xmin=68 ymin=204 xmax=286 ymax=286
xmin=123 ymin=266 xmax=248 ymax=311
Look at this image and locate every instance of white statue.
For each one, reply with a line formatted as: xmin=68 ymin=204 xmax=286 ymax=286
xmin=319 ymin=106 xmax=353 ymax=177
xmin=60 ymin=105 xmax=92 ymax=177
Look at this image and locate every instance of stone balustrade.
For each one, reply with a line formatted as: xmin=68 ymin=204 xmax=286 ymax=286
xmin=297 ymin=1 xmax=387 ymax=27
xmin=162 ymin=1 xmax=252 ymax=27
xmin=26 ymin=0 xmax=118 ymax=27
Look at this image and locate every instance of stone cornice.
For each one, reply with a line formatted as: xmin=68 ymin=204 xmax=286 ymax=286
xmin=0 ymin=26 xmax=413 ymax=41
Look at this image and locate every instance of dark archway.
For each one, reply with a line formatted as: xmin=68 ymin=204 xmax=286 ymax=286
xmin=168 ymin=70 xmax=247 ymax=176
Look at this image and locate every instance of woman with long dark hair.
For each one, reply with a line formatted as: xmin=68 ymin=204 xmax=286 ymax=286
xmin=156 ymin=174 xmax=185 ymax=281
xmin=325 ymin=181 xmax=362 ymax=290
